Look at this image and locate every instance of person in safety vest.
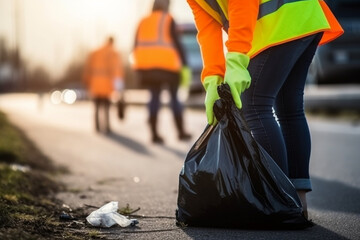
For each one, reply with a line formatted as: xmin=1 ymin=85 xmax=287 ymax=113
xmin=133 ymin=0 xmax=192 ymax=144
xmin=187 ymin=0 xmax=343 ymax=219
xmin=83 ymin=36 xmax=124 ymax=134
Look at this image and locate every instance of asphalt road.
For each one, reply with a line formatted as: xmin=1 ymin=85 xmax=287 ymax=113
xmin=0 ymin=93 xmax=359 ymax=240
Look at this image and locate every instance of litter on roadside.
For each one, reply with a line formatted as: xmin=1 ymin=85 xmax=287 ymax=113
xmin=86 ymin=201 xmax=139 ymax=228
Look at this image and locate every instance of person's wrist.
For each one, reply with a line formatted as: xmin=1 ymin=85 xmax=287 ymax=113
xmin=224 ymin=52 xmax=251 ymax=94
xmin=203 ymin=75 xmax=223 ymax=91
xmin=203 ymin=75 xmax=223 ymax=125
xmin=225 ymin=52 xmax=250 ymax=70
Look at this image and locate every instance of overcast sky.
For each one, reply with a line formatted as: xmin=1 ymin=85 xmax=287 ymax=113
xmin=0 ymin=0 xmax=195 ymax=79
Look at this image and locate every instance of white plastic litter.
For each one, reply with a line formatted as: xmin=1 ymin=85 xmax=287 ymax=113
xmin=86 ymin=201 xmax=138 ymax=228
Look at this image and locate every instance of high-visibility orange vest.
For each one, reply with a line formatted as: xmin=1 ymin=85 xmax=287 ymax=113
xmin=83 ymin=44 xmax=123 ymax=97
xmin=133 ymin=11 xmax=181 ymax=72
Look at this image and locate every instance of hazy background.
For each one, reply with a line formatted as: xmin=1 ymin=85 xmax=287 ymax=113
xmin=0 ymin=0 xmax=194 ymax=90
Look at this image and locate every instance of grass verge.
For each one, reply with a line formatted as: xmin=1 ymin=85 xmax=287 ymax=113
xmin=0 ymin=111 xmax=102 ymax=239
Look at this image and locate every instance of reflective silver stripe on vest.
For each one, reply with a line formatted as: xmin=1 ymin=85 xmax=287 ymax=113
xmin=137 ymin=12 xmax=174 ymax=48
xmin=258 ymin=0 xmax=307 ymax=20
xmin=204 ymin=0 xmax=306 ymax=31
xmin=205 ymin=0 xmax=229 ymax=31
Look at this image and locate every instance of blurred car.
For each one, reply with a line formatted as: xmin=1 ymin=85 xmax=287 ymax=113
xmin=177 ymin=23 xmax=204 ymax=94
xmin=307 ymin=0 xmax=360 ymax=85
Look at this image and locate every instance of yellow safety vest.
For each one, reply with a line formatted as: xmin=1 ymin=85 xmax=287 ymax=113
xmin=193 ymin=0 xmax=343 ymax=57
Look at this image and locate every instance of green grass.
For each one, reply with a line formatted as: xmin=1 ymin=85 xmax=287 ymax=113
xmin=0 ymin=111 xmax=102 ymax=239
xmin=0 ymin=112 xmax=27 ymax=165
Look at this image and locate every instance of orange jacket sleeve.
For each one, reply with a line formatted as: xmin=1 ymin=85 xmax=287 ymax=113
xmin=226 ymin=0 xmax=259 ymax=54
xmin=187 ymin=0 xmax=259 ymax=82
xmin=187 ymin=0 xmax=225 ymax=82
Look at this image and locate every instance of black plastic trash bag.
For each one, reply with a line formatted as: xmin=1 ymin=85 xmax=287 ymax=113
xmin=176 ymin=84 xmax=312 ymax=229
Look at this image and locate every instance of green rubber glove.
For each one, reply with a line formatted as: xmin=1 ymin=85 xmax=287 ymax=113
xmin=203 ymin=75 xmax=223 ymax=125
xmin=180 ymin=66 xmax=192 ymax=88
xmin=224 ymin=52 xmax=251 ymax=109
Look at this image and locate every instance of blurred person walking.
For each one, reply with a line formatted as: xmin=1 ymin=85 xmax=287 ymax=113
xmin=133 ymin=0 xmax=192 ymax=144
xmin=187 ymin=0 xmax=343 ymax=219
xmin=83 ymin=36 xmax=124 ymax=134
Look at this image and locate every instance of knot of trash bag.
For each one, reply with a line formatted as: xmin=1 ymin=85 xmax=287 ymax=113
xmin=214 ymin=84 xmax=234 ymax=121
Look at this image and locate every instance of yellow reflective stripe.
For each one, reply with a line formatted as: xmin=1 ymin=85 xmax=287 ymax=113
xmin=194 ymin=0 xmax=223 ymax=24
xmin=216 ymin=0 xmax=228 ymax=20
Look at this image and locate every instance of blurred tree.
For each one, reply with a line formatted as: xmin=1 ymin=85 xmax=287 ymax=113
xmin=26 ymin=67 xmax=51 ymax=92
xmin=55 ymin=59 xmax=85 ymax=90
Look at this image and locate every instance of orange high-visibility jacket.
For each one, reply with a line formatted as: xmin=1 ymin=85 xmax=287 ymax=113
xmin=133 ymin=11 xmax=182 ymax=72
xmin=83 ymin=44 xmax=123 ymax=98
xmin=187 ymin=0 xmax=343 ymax=82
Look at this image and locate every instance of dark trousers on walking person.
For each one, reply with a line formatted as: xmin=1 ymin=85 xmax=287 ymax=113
xmin=242 ymin=33 xmax=323 ymax=193
xmin=137 ymin=69 xmax=191 ymax=144
xmin=94 ymin=97 xmax=111 ymax=133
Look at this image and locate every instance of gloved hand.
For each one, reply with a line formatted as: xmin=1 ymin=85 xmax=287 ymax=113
xmin=203 ymin=75 xmax=223 ymax=125
xmin=180 ymin=66 xmax=192 ymax=88
xmin=224 ymin=52 xmax=251 ymax=109
xmin=114 ymin=78 xmax=124 ymax=91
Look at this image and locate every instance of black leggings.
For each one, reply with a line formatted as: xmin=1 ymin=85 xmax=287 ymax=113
xmin=242 ymin=33 xmax=323 ymax=191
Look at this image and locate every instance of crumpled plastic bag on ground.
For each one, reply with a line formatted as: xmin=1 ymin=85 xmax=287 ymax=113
xmin=86 ymin=201 xmax=138 ymax=228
